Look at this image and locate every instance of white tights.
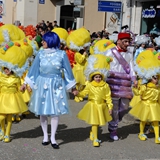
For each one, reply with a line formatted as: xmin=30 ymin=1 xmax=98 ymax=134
xmin=40 ymin=115 xmax=59 ymax=144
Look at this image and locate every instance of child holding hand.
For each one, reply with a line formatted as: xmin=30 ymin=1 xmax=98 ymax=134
xmin=74 ymin=54 xmax=113 ymax=147
xmin=130 ymin=50 xmax=160 ymax=144
xmin=0 ymin=67 xmax=28 ymax=142
xmin=130 ymin=75 xmax=160 ymax=143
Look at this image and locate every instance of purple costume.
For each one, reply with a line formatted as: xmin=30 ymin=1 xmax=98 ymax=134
xmin=104 ymin=47 xmax=136 ymax=132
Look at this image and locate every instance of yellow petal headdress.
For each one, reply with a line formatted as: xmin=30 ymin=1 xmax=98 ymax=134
xmin=84 ymin=54 xmax=112 ymax=81
xmin=66 ymin=27 xmax=91 ymax=51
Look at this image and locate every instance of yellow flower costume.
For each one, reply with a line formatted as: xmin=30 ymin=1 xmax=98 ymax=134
xmin=77 ymin=54 xmax=113 ymax=147
xmin=0 ymin=25 xmax=33 ymax=142
xmin=72 ymin=51 xmax=87 ymax=86
xmin=0 ymin=72 xmax=28 ymax=114
xmin=77 ymin=80 xmax=112 ymax=126
xmin=67 ymin=27 xmax=91 ymax=102
xmin=129 ymin=50 xmax=160 ymax=144
xmin=129 ymin=79 xmax=142 ymax=108
xmin=130 ymin=83 xmax=160 ymax=121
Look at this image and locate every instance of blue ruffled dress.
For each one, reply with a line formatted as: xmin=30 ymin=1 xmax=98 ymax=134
xmin=25 ymin=48 xmax=76 ymax=116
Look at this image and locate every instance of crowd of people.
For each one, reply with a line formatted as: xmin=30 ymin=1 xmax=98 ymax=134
xmin=0 ymin=21 xmax=160 ymax=150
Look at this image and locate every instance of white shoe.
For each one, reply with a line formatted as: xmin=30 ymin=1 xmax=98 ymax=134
xmin=110 ymin=132 xmax=119 ymax=141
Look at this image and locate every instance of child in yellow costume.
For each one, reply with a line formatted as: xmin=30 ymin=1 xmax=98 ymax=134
xmin=11 ymin=38 xmax=34 ymax=122
xmin=75 ymin=54 xmax=113 ymax=147
xmin=67 ymin=27 xmax=91 ymax=102
xmin=0 ymin=42 xmax=31 ymax=142
xmin=129 ymin=50 xmax=160 ymax=144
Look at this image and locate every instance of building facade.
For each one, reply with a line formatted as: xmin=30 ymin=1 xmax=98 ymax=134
xmin=0 ymin=0 xmax=160 ymax=35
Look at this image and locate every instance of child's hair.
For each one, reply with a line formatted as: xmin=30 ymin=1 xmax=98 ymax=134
xmin=4 ymin=67 xmax=14 ymax=74
xmin=147 ymin=76 xmax=158 ymax=83
xmin=91 ymin=74 xmax=102 ymax=81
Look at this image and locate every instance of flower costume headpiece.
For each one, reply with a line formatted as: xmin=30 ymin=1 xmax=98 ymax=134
xmin=109 ymin=33 xmax=118 ymax=43
xmin=135 ymin=35 xmax=150 ymax=45
xmin=0 ymin=25 xmax=34 ymax=77
xmin=93 ymin=39 xmax=116 ymax=55
xmin=84 ymin=54 xmax=113 ymax=81
xmin=0 ymin=24 xmax=25 ymax=46
xmin=52 ymin=27 xmax=68 ymax=45
xmin=154 ymin=36 xmax=160 ymax=47
xmin=66 ymin=27 xmax=91 ymax=51
xmin=134 ymin=50 xmax=160 ymax=83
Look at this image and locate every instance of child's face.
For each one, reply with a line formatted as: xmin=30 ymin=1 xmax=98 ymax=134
xmin=151 ymin=75 xmax=158 ymax=85
xmin=93 ymin=74 xmax=102 ymax=83
xmin=4 ymin=67 xmax=12 ymax=75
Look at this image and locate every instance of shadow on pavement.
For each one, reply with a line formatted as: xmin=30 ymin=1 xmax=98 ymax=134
xmin=11 ymin=121 xmax=153 ymax=145
xmin=100 ymin=123 xmax=140 ymax=143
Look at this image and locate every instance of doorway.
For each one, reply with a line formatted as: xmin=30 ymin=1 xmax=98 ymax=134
xmin=60 ymin=5 xmax=76 ymax=30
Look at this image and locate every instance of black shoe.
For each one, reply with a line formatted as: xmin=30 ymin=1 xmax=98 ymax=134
xmin=51 ymin=143 xmax=59 ymax=149
xmin=42 ymin=141 xmax=50 ymax=146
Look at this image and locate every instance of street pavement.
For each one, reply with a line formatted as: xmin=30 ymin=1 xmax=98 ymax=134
xmin=1 ymin=94 xmax=160 ymax=160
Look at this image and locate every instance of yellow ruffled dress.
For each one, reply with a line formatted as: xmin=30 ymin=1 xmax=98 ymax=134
xmin=129 ymin=82 xmax=160 ymax=121
xmin=129 ymin=79 xmax=142 ymax=108
xmin=77 ymin=80 xmax=113 ymax=126
xmin=0 ymin=72 xmax=28 ymax=114
xmin=72 ymin=52 xmax=87 ymax=86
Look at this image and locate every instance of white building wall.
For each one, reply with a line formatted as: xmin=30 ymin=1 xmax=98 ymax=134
xmin=122 ymin=0 xmax=131 ymax=29
xmin=24 ymin=0 xmax=37 ymax=26
xmin=132 ymin=1 xmax=142 ymax=34
xmin=16 ymin=0 xmax=25 ymax=25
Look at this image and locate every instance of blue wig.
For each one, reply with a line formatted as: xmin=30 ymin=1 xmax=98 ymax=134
xmin=42 ymin=31 xmax=60 ymax=49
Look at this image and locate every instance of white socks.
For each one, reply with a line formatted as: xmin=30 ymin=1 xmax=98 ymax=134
xmin=51 ymin=116 xmax=59 ymax=144
xmin=40 ymin=115 xmax=59 ymax=144
xmin=40 ymin=115 xmax=48 ymax=142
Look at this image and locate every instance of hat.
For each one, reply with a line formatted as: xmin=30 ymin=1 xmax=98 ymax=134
xmin=52 ymin=27 xmax=68 ymax=45
xmin=0 ymin=24 xmax=25 ymax=46
xmin=93 ymin=39 xmax=116 ymax=55
xmin=154 ymin=36 xmax=160 ymax=47
xmin=0 ymin=42 xmax=29 ymax=77
xmin=118 ymin=32 xmax=131 ymax=40
xmin=84 ymin=54 xmax=112 ymax=81
xmin=89 ymin=39 xmax=100 ymax=55
xmin=67 ymin=27 xmax=91 ymax=51
xmin=109 ymin=33 xmax=118 ymax=43
xmin=135 ymin=35 xmax=150 ymax=45
xmin=134 ymin=50 xmax=160 ymax=82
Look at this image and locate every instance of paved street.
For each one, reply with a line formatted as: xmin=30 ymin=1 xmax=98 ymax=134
xmin=1 ymin=94 xmax=160 ymax=160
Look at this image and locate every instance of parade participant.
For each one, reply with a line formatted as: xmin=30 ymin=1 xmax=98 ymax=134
xmin=0 ymin=41 xmax=31 ymax=142
xmin=154 ymin=36 xmax=160 ymax=52
xmin=129 ymin=50 xmax=160 ymax=144
xmin=134 ymin=35 xmax=150 ymax=61
xmin=103 ymin=32 xmax=136 ymax=141
xmin=67 ymin=27 xmax=91 ymax=102
xmin=75 ymin=54 xmax=113 ymax=147
xmin=21 ymin=31 xmax=76 ymax=149
xmin=12 ymin=38 xmax=34 ymax=122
